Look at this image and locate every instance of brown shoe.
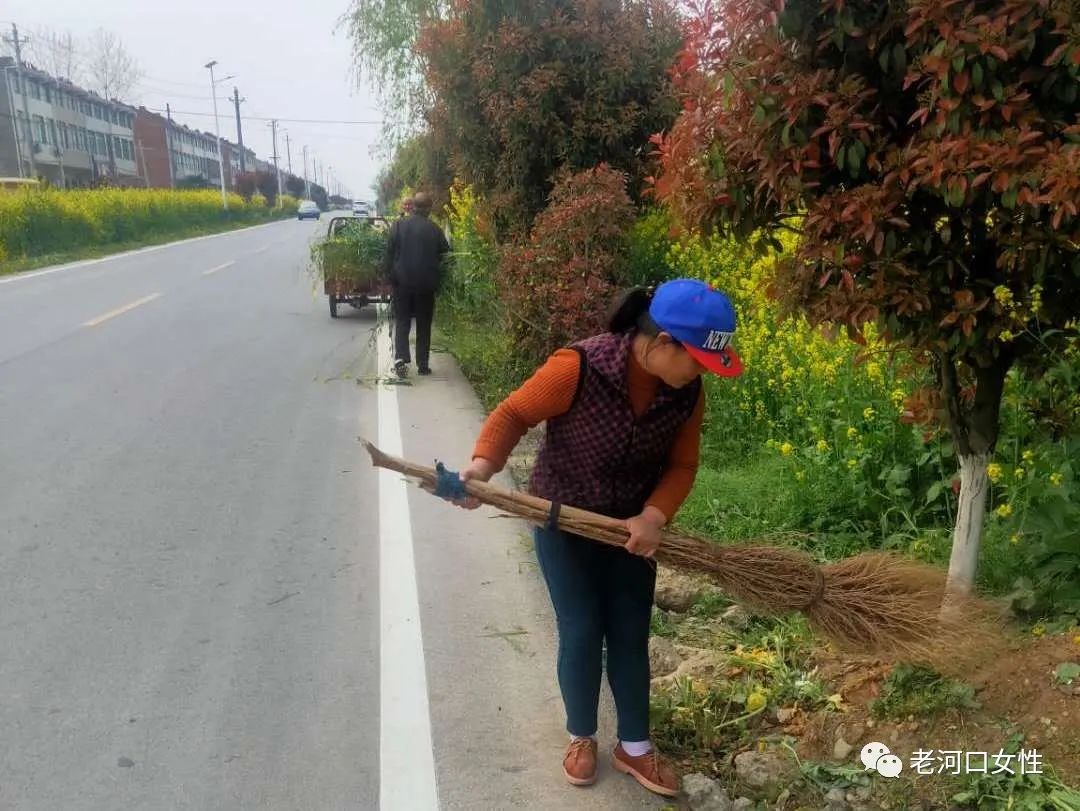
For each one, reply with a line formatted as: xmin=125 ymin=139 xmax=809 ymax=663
xmin=563 ymin=738 xmax=598 ymax=786
xmin=612 ymin=743 xmax=679 ymax=797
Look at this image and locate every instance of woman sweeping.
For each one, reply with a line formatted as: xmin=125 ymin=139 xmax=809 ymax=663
xmin=454 ymin=279 xmax=742 ymax=797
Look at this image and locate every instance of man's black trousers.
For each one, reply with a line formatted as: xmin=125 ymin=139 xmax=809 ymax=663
xmin=392 ymin=289 xmax=435 ymax=369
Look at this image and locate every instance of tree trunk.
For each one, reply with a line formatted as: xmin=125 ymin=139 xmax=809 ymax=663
xmin=946 ymin=451 xmax=991 ymax=595
xmin=938 ymin=350 xmax=1011 ymax=595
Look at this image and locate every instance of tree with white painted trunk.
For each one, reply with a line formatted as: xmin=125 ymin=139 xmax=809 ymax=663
xmin=652 ymin=0 xmax=1080 ymax=594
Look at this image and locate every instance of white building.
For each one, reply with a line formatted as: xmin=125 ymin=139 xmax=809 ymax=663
xmin=1 ymin=57 xmax=140 ymax=186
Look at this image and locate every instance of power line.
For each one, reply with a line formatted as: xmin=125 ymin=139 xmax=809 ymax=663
xmin=140 ymin=74 xmax=207 ymax=88
xmin=143 ymin=107 xmax=380 ymax=125
xmin=135 ymin=84 xmax=232 ymax=102
xmin=277 ymin=130 xmax=378 ymax=142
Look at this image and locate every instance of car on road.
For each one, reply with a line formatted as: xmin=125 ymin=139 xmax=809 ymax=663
xmin=297 ymin=200 xmax=321 ymax=221
xmin=352 ymin=201 xmax=373 ymax=218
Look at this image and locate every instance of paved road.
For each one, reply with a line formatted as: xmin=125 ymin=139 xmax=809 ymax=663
xmin=0 ymin=220 xmax=665 ymax=810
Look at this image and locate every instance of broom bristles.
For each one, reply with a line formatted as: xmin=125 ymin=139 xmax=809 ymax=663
xmin=363 ymin=441 xmax=1006 ymax=673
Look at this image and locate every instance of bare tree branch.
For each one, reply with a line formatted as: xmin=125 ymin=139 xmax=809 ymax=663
xmin=82 ymin=28 xmax=142 ymax=100
xmin=28 ymin=27 xmax=80 ymax=81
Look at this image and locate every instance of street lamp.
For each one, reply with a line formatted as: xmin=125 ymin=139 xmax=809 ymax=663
xmin=204 ymin=60 xmax=233 ymax=210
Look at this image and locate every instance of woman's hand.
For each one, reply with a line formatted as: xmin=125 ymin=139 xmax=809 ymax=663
xmin=624 ymin=506 xmax=668 ymax=557
xmin=455 ymin=457 xmax=497 ymax=509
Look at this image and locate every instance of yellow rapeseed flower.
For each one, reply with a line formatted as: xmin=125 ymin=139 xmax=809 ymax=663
xmin=999 ymin=329 xmax=1016 ymax=343
xmin=745 ymin=691 xmax=768 ymax=713
xmin=1050 ymin=472 xmax=1064 ymax=486
xmin=1031 ymin=623 xmax=1046 ymax=638
xmin=994 ymin=285 xmax=1014 ymax=306
xmin=847 ymin=458 xmax=858 ymax=470
xmin=987 ymin=463 xmax=1003 ymax=483
xmin=863 ymin=406 xmax=876 ymax=420
xmin=794 ymin=470 xmax=806 ymax=482
xmin=846 ymin=427 xmax=859 ymax=440
xmin=1010 ymin=532 xmax=1023 ymax=545
xmin=816 ymin=439 xmax=829 ymax=453
xmin=1022 ymin=450 xmax=1035 ymax=463
xmin=996 ymin=503 xmax=1014 ymax=518
xmin=780 ymin=442 xmax=794 ymax=456
xmin=1014 ymin=467 xmax=1027 ymax=480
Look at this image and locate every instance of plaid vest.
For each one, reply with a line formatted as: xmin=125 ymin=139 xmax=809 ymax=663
xmin=529 ymin=332 xmax=702 ymax=519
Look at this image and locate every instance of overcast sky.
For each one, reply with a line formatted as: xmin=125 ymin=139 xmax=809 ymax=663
xmin=3 ymin=1 xmax=384 ymax=199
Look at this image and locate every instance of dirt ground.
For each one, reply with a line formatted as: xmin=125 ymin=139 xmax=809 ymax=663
xmin=791 ymin=634 xmax=1080 ymax=796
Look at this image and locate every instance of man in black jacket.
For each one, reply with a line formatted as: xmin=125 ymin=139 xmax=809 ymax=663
xmin=383 ymin=191 xmax=449 ymax=377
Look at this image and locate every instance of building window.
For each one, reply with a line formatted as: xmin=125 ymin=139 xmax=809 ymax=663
xmin=30 ymin=81 xmax=41 ymax=100
xmin=32 ymin=115 xmax=46 ymax=144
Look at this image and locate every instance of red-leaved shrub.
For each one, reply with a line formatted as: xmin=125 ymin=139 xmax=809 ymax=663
xmin=499 ymin=164 xmax=636 ymax=366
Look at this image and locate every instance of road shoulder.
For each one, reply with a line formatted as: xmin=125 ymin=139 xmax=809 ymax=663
xmin=390 ymin=347 xmax=665 ymax=809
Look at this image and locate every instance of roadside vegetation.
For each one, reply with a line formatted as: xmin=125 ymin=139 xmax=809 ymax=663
xmin=353 ymin=0 xmax=1080 ymax=804
xmin=0 ymin=188 xmax=299 ymax=274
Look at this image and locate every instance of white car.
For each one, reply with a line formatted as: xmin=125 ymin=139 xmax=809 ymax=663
xmin=297 ymin=200 xmax=320 ymax=221
xmin=352 ymin=201 xmax=373 ymax=217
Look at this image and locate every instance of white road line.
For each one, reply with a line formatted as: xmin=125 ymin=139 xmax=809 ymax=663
xmin=83 ymin=293 xmax=161 ymax=327
xmin=202 ymin=261 xmax=236 ymax=276
xmin=376 ymin=323 xmax=440 ymax=811
xmin=0 ymin=221 xmax=284 ymax=286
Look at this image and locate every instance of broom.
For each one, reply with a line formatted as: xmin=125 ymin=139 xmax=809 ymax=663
xmin=362 ymin=441 xmax=1003 ymax=672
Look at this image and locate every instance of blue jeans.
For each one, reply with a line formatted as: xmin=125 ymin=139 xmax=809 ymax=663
xmin=534 ymin=526 xmax=656 ymax=741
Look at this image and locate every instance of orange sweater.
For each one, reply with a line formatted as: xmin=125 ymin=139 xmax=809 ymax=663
xmin=473 ymin=347 xmax=705 ymax=522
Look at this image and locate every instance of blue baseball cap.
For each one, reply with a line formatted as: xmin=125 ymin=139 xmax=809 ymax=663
xmin=649 ymin=279 xmax=743 ymax=377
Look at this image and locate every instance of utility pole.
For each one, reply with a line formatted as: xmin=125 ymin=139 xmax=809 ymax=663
xmin=284 ymin=132 xmax=292 ymax=175
xmin=302 ymin=144 xmax=309 ymax=199
xmin=269 ymin=119 xmax=282 ymax=198
xmin=136 ymin=139 xmax=151 ymax=187
xmin=2 ymin=66 xmax=24 ymax=178
xmin=5 ymin=24 xmax=37 ymax=178
xmin=232 ymin=87 xmax=246 ymax=173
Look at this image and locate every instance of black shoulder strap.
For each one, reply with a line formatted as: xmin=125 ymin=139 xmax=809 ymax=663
xmin=569 ymin=346 xmax=588 ymax=410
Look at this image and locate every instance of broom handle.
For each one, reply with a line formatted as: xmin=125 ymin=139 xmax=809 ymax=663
xmin=362 ymin=440 xmax=632 ymax=547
